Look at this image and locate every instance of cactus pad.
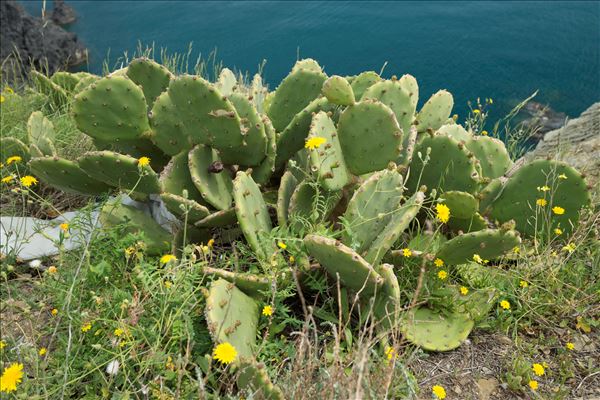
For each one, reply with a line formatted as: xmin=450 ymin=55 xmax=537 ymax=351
xmin=237 ymin=359 xmax=285 ymax=400
xmin=321 ymin=75 xmax=355 ymax=106
xmin=490 ymin=159 xmax=590 ymax=236
xmin=29 ymin=156 xmax=111 ymax=195
xmin=304 ymin=234 xmax=384 ymax=295
xmin=228 ymin=93 xmax=268 ymax=166
xmin=194 ymin=208 xmax=238 ymax=228
xmin=308 ymin=111 xmax=351 ymax=190
xmin=448 ymin=212 xmax=487 ymax=233
xmin=126 ymin=58 xmax=172 ymax=109
xmin=93 ymin=137 xmax=170 ymax=171
xmin=398 ymin=74 xmax=419 ymax=112
xmin=352 ymin=71 xmax=382 ymax=100
xmin=400 ymin=307 xmax=474 ymax=352
xmin=73 ymin=76 xmax=151 ymax=141
xmin=276 ymin=171 xmax=299 ymax=227
xmin=435 ymin=228 xmax=521 ymax=265
xmin=415 ymin=90 xmax=454 ymax=133
xmin=465 ymin=136 xmax=512 ymax=179
xmin=78 ymin=151 xmax=161 ymax=194
xmin=232 ymin=171 xmax=274 ymax=259
xmin=148 ymin=90 xmax=190 ymax=155
xmin=267 ymin=65 xmax=326 ymax=132
xmin=250 ymin=115 xmax=277 ymax=185
xmin=440 ymin=191 xmax=479 ymax=219
xmin=362 ymin=79 xmax=415 ymax=136
xmin=214 ymin=68 xmax=237 ymax=97
xmin=337 ymin=100 xmax=403 ymax=175
xmin=203 ymin=267 xmax=270 ymax=298
xmin=205 ymin=279 xmax=259 ymax=360
xmin=406 ymin=133 xmax=481 ymax=194
xmin=31 ymin=70 xmax=69 ymax=108
xmin=437 ymin=123 xmax=471 ymax=143
xmin=188 ymin=145 xmax=234 ymax=210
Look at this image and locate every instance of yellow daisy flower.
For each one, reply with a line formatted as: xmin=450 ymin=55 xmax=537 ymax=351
xmin=434 ymin=258 xmax=444 ymax=267
xmin=20 ymin=175 xmax=38 ymax=187
xmin=437 ymin=270 xmax=448 ymax=280
xmin=566 ymin=342 xmax=575 ymax=351
xmin=519 ymin=280 xmax=528 ymax=288
xmin=38 ymin=347 xmax=47 ymax=356
xmin=528 ymin=380 xmax=538 ymax=390
xmin=432 ymin=385 xmax=446 ymax=399
xmin=137 ymin=156 xmax=151 ymax=167
xmin=81 ymin=323 xmax=92 ymax=333
xmin=459 ymin=286 xmax=469 ymax=295
xmin=160 ymin=254 xmax=176 ymax=264
xmin=532 ymin=363 xmax=545 ymax=376
xmin=1 ymin=175 xmax=15 ymax=184
xmin=435 ymin=203 xmax=450 ymax=223
xmin=6 ymin=156 xmax=22 ymax=165
xmin=500 ymin=300 xmax=510 ymax=310
xmin=0 ymin=362 xmax=24 ymax=393
xmin=304 ymin=136 xmax=326 ymax=150
xmin=213 ymin=342 xmax=237 ymax=364
xmin=536 ymin=198 xmax=547 ymax=207
xmin=552 ymin=206 xmax=565 ymax=215
xmin=262 ymin=305 xmax=273 ymax=317
xmin=277 ymin=241 xmax=287 ymax=250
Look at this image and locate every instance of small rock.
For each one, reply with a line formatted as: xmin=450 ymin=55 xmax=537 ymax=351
xmin=51 ymin=0 xmax=76 ymax=26
xmin=477 ymin=378 xmax=498 ymax=400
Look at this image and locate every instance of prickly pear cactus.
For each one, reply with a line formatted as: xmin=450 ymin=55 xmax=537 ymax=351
xmin=465 ymin=135 xmax=512 ymax=179
xmin=439 ymin=191 xmax=479 ymax=219
xmin=29 ymin=156 xmax=111 ymax=195
xmin=237 ymin=359 xmax=285 ymax=400
xmin=415 ymin=89 xmax=454 ymax=133
xmin=188 ymin=145 xmax=233 ymax=211
xmin=362 ymin=79 xmax=414 ymax=137
xmin=321 ymin=75 xmax=355 ymax=106
xmin=126 ymin=58 xmax=172 ymax=109
xmin=435 ymin=228 xmax=521 ymax=266
xmin=351 ymin=71 xmax=381 ymax=99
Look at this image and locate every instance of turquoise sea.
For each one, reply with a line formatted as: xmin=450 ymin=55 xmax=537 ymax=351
xmin=22 ymin=1 xmax=600 ymax=119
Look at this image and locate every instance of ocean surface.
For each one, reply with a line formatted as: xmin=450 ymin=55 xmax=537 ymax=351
xmin=22 ymin=1 xmax=600 ymax=119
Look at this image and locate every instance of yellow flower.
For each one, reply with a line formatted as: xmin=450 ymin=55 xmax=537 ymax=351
xmin=488 ymin=98 xmax=493 ymax=104
xmin=47 ymin=266 xmax=57 ymax=274
xmin=201 ymin=245 xmax=210 ymax=253
xmin=552 ymin=206 xmax=565 ymax=215
xmin=1 ymin=175 xmax=14 ymax=184
xmin=114 ymin=328 xmax=124 ymax=337
xmin=289 ymin=255 xmax=295 ymax=264
xmin=6 ymin=156 xmax=22 ymax=165
xmin=536 ymin=198 xmax=547 ymax=207
xmin=38 ymin=347 xmax=47 ymax=356
xmin=213 ymin=342 xmax=237 ymax=364
xmin=566 ymin=342 xmax=575 ymax=351
xmin=558 ymin=173 xmax=567 ymax=180
xmin=435 ymin=203 xmax=450 ymax=224
xmin=459 ymin=286 xmax=469 ymax=295
xmin=473 ymin=254 xmax=483 ymax=264
xmin=59 ymin=223 xmax=69 ymax=232
xmin=0 ymin=95 xmax=4 ymax=103
xmin=0 ymin=362 xmax=24 ymax=393
xmin=554 ymin=228 xmax=563 ymax=235
xmin=304 ymin=136 xmax=326 ymax=150
xmin=277 ymin=241 xmax=287 ymax=250
xmin=262 ymin=305 xmax=273 ymax=317
xmin=160 ymin=254 xmax=176 ymax=264
xmin=500 ymin=300 xmax=510 ymax=310
xmin=532 ymin=363 xmax=545 ymax=376
xmin=20 ymin=175 xmax=38 ymax=187
xmin=0 ymin=341 xmax=5 ymax=350
xmin=164 ymin=280 xmax=173 ymax=289
xmin=137 ymin=156 xmax=150 ymax=167
xmin=519 ymin=280 xmax=528 ymax=288
xmin=124 ymin=246 xmax=136 ymax=257
xmin=512 ymin=246 xmax=520 ymax=254
xmin=528 ymin=380 xmax=538 ymax=390
xmin=207 ymin=238 xmax=215 ymax=247
xmin=81 ymin=323 xmax=92 ymax=333
xmin=437 ymin=270 xmax=448 ymax=280
xmin=562 ymin=243 xmax=576 ymax=253
xmin=481 ymin=130 xmax=488 ymax=136
xmin=434 ymin=258 xmax=444 ymax=267
xmin=385 ymin=346 xmax=396 ymax=361
xmin=166 ymin=356 xmax=175 ymax=370
xmin=473 ymin=109 xmax=481 ymax=115
xmin=538 ymin=185 xmax=550 ymax=192
xmin=51 ymin=308 xmax=58 ymax=316
xmin=402 ymin=248 xmax=412 ymax=257
xmin=5 ymin=87 xmax=14 ymax=94
xmin=432 ymin=385 xmax=447 ymax=399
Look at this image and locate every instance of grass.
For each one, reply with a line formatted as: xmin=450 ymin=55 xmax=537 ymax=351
xmin=1 ymin=69 xmax=599 ymax=399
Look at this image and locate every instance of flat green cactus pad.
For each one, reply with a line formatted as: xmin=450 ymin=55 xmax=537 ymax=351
xmin=99 ymin=200 xmax=171 ymax=255
xmin=50 ymin=71 xmax=81 ymax=93
xmin=148 ymin=90 xmax=190 ymax=155
xmin=267 ymin=65 xmax=326 ymax=132
xmin=448 ymin=212 xmax=488 ymax=233
xmin=303 ymin=234 xmax=384 ymax=296
xmin=205 ymin=279 xmax=259 ymax=360
xmin=478 ymin=178 xmax=505 ymax=214
xmin=228 ymin=93 xmax=268 ymax=166
xmin=489 ymin=159 xmax=590 ymax=236
xmin=352 ymin=71 xmax=382 ymax=100
xmin=337 ymin=100 xmax=403 ymax=175
xmin=435 ymin=228 xmax=521 ymax=266
xmin=73 ymin=76 xmax=150 ymax=141
xmin=93 ymin=137 xmax=170 ymax=172
xmin=440 ymin=191 xmax=479 ymax=219
xmin=29 ymin=156 xmax=112 ymax=195
xmin=274 ymin=97 xmax=335 ymax=169
xmin=27 ymin=111 xmax=56 ymax=146
xmin=288 ymin=181 xmax=342 ymax=232
xmin=126 ymin=57 xmax=172 ymax=109
xmin=465 ymin=136 xmax=512 ymax=179
xmin=159 ymin=152 xmax=206 ymax=204
xmin=400 ymin=307 xmax=474 ymax=352
xmin=291 ymin=58 xmax=323 ymax=74
xmin=203 ymin=267 xmax=271 ymax=298
xmin=276 ymin=171 xmax=299 ymax=227
xmin=188 ymin=145 xmax=234 ymax=211
xmin=78 ymin=151 xmax=161 ymax=194
xmin=321 ymin=75 xmax=355 ymax=106
xmin=362 ymin=79 xmax=415 ymax=137
xmin=437 ymin=123 xmax=471 ymax=142
xmin=194 ymin=208 xmax=238 ymax=228
xmin=237 ymin=359 xmax=285 ymax=400
xmin=308 ymin=111 xmax=351 ymax=191
xmin=160 ymin=193 xmax=210 ymax=223
xmin=364 ymin=190 xmax=425 ymax=266
xmin=415 ymin=89 xmax=454 ymax=133
xmin=398 ymin=74 xmax=419 ymax=111
xmin=73 ymin=74 xmax=100 ymax=94
xmin=406 ymin=133 xmax=481 ymax=194
xmin=398 ymin=125 xmax=418 ymax=167
xmin=250 ymin=115 xmax=277 ymax=185
xmin=232 ymin=171 xmax=274 ymax=260
xmin=214 ymin=68 xmax=237 ymax=97
xmin=372 ymin=263 xmax=401 ymax=329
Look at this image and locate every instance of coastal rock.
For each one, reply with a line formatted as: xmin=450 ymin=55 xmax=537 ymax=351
xmin=51 ymin=0 xmax=77 ymax=26
xmin=521 ymin=101 xmax=568 ymax=139
xmin=521 ymin=103 xmax=600 ymax=187
xmin=0 ymin=0 xmax=86 ymax=78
